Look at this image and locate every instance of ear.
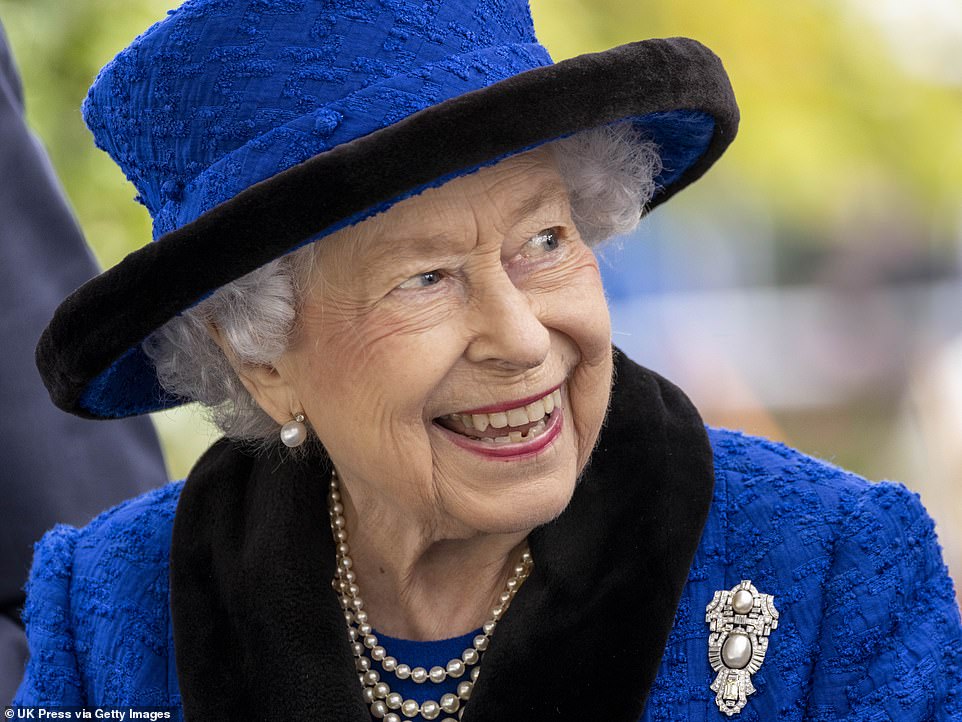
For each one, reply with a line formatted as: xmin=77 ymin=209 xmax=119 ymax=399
xmin=205 ymin=322 xmax=298 ymax=426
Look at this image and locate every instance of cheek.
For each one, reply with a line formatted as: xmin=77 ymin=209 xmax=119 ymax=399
xmin=536 ymin=248 xmax=612 ymax=363
xmin=296 ymin=305 xmax=462 ymax=433
xmin=540 ymin=253 xmax=613 ymax=467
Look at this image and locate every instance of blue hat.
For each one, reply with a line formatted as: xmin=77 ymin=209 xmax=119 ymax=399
xmin=37 ymin=0 xmax=738 ymax=419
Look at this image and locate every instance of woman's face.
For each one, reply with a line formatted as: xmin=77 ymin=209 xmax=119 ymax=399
xmin=261 ymin=148 xmax=613 ymax=536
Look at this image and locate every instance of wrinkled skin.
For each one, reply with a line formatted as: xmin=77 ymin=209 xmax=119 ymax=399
xmin=224 ymin=147 xmax=614 ymax=639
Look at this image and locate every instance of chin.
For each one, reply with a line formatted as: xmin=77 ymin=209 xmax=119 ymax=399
xmin=473 ymin=471 xmax=579 ymax=535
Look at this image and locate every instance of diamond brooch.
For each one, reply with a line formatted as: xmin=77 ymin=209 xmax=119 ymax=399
xmin=705 ymin=580 xmax=779 ymax=716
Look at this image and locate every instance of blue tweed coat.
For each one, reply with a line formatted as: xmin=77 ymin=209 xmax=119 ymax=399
xmin=13 ymin=356 xmax=962 ymax=720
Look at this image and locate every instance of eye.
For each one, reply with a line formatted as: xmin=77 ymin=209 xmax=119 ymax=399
xmin=397 ymin=270 xmax=444 ymax=290
xmin=522 ymin=227 xmax=562 ymax=257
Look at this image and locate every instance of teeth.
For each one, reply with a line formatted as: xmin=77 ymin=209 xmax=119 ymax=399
xmin=445 ymin=387 xmax=563 ymax=439
xmin=506 ymin=408 xmax=528 ymax=427
xmin=477 ymin=418 xmax=548 ymax=445
xmin=543 ymin=392 xmax=554 ymax=414
xmin=525 ymin=399 xmax=546 ymax=423
xmin=489 ymin=411 xmax=508 ymax=429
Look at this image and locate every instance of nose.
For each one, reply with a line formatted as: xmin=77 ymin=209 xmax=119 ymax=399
xmin=464 ymin=267 xmax=550 ymax=370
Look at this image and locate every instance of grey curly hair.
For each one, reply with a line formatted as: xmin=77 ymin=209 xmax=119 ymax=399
xmin=142 ymin=122 xmax=662 ymax=444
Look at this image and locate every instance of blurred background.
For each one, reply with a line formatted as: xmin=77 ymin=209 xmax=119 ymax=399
xmin=0 ymin=0 xmax=959 ymax=600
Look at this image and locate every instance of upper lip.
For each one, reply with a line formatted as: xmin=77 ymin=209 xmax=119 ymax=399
xmin=442 ymin=381 xmax=564 ymax=417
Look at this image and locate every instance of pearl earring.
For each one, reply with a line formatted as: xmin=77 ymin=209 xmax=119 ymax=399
xmin=280 ymin=413 xmax=307 ymax=448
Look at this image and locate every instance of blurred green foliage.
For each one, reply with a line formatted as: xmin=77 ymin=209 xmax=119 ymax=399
xmin=532 ymin=0 xmax=962 ymax=241
xmin=2 ymin=0 xmax=960 ymax=478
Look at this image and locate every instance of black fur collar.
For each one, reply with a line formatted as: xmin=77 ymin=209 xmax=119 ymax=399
xmin=170 ymin=349 xmax=715 ymax=721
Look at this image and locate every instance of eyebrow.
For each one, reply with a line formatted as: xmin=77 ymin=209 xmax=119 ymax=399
xmin=358 ymin=178 xmax=569 ymax=268
xmin=508 ymin=179 xmax=569 ymax=227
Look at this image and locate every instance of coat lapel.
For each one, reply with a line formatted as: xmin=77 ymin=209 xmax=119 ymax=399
xmin=170 ymin=348 xmax=714 ymax=721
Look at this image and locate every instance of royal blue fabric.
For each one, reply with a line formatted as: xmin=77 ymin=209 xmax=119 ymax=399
xmin=84 ymin=0 xmax=715 ymax=241
xmin=14 ymin=427 xmax=961 ymax=719
xmin=83 ymin=0 xmax=553 ymax=239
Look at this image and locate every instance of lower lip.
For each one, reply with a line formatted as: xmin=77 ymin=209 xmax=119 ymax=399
xmin=433 ymin=405 xmax=565 ymax=460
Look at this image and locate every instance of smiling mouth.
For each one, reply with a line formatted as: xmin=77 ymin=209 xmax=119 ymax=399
xmin=434 ymin=388 xmax=562 ymax=444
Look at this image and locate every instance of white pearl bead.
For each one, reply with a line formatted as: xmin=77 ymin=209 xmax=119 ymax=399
xmin=374 ymin=682 xmax=389 ymax=698
xmin=421 ymin=701 xmax=440 ymax=719
xmin=386 ymin=692 xmax=402 ymax=709
xmin=429 ymin=666 xmax=446 ymax=683
xmin=363 ymin=670 xmax=379 ymax=685
xmin=355 ymin=657 xmax=369 ymax=671
xmin=382 ymin=656 xmax=397 ymax=672
xmin=471 ymin=667 xmax=480 ymax=682
xmin=371 ymin=646 xmax=386 ymax=661
xmin=472 ymin=635 xmax=489 ymax=651
xmin=482 ymin=621 xmax=495 ymax=635
xmin=384 ymin=715 xmax=400 ymax=722
xmin=401 ymin=699 xmax=419 ymax=717
xmin=446 ymin=659 xmax=465 ymax=678
xmin=395 ymin=664 xmax=411 ymax=679
xmin=362 ymin=688 xmax=375 ymax=704
xmin=732 ymin=589 xmax=754 ymax=614
xmin=280 ymin=417 xmax=307 ymax=447
xmin=457 ymin=680 xmax=473 ymax=700
xmin=462 ymin=648 xmax=479 ymax=665
xmin=370 ymin=700 xmax=387 ymax=718
xmin=440 ymin=693 xmax=460 ymax=713
xmin=721 ymin=632 xmax=753 ymax=669
xmin=411 ymin=666 xmax=428 ymax=683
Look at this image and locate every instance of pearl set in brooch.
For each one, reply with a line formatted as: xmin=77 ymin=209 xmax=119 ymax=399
xmin=328 ymin=470 xmax=533 ymax=721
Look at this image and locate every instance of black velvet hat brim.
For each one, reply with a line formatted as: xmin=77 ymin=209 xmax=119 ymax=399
xmin=36 ymin=37 xmax=738 ymax=419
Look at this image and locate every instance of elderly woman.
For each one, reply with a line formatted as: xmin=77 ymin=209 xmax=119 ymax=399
xmin=13 ymin=1 xmax=962 ymax=720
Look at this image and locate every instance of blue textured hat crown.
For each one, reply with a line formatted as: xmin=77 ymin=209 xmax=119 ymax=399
xmin=83 ymin=0 xmax=552 ymax=240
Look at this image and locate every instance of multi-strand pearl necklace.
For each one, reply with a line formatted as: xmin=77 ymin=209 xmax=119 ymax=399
xmin=328 ymin=470 xmax=533 ymax=721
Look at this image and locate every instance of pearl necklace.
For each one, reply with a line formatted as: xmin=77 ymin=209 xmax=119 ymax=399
xmin=328 ymin=470 xmax=533 ymax=721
